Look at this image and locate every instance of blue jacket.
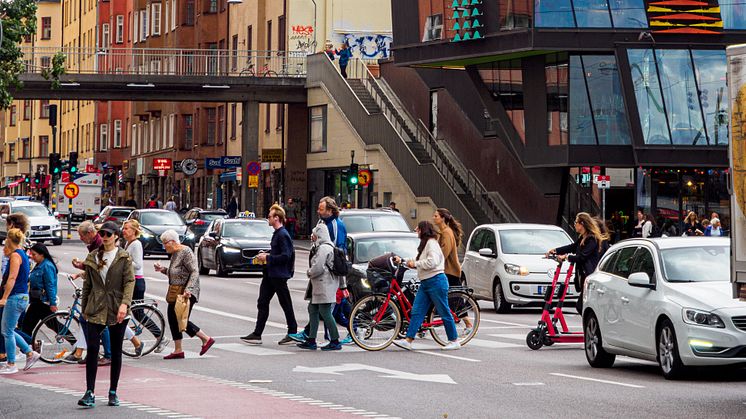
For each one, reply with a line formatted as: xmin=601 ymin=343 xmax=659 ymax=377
xmin=338 ymin=48 xmax=353 ymax=66
xmin=266 ymin=226 xmax=295 ymax=279
xmin=322 ymin=216 xmax=347 ymax=251
xmin=704 ymin=226 xmax=726 ymax=236
xmin=29 ymin=258 xmax=58 ymax=306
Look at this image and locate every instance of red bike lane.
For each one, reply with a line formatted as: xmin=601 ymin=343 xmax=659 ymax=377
xmin=1 ymin=364 xmax=372 ymax=418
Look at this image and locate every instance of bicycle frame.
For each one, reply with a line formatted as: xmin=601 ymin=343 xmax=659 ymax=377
xmin=373 ymin=277 xmax=458 ymax=331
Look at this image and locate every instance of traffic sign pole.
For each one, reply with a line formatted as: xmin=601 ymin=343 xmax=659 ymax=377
xmin=67 ymin=198 xmax=72 ymax=240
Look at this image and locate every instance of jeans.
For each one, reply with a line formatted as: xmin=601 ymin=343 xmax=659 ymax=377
xmin=253 ymin=277 xmax=297 ymax=336
xmin=308 ymin=303 xmax=338 ymax=342
xmin=405 ymin=273 xmax=458 ymax=342
xmin=1 ymin=294 xmax=31 ymax=364
xmin=84 ymin=321 xmax=127 ymax=392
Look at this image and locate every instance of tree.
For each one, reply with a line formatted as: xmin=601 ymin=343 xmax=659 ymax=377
xmin=0 ymin=0 xmax=65 ymax=110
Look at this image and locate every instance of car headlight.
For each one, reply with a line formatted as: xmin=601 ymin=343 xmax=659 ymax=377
xmin=141 ymin=230 xmax=154 ymax=239
xmin=221 ymin=246 xmax=241 ymax=254
xmin=186 ymin=231 xmax=195 ymax=239
xmin=504 ymin=263 xmax=529 ymax=276
xmin=682 ymin=308 xmax=725 ymax=328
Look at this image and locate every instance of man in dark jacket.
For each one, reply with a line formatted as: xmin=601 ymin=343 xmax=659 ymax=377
xmin=241 ymin=204 xmax=298 ymax=345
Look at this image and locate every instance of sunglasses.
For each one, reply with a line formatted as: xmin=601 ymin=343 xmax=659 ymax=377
xmin=100 ymin=231 xmax=115 ymax=238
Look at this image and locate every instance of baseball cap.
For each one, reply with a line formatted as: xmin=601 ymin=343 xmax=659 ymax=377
xmin=99 ymin=221 xmax=120 ymax=235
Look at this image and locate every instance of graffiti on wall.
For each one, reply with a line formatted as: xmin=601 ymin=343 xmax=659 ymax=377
xmin=340 ymin=34 xmax=393 ymax=59
xmin=291 ymin=25 xmax=315 ymax=53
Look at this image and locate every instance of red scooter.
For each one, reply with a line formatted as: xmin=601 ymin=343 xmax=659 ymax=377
xmin=526 ymin=254 xmax=584 ymax=350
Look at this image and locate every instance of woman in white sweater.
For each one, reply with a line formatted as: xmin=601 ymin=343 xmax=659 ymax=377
xmin=394 ymin=221 xmax=460 ymax=351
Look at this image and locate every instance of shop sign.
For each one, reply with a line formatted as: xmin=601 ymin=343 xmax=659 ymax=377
xmin=262 ymin=149 xmax=283 ymax=163
xmin=221 ymin=156 xmax=241 ymax=168
xmin=153 ymin=158 xmax=172 ymax=171
xmin=206 ymin=158 xmax=223 ymax=169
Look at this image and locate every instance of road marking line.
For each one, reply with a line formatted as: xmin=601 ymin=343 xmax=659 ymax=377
xmin=512 ymin=382 xmax=545 ymax=386
xmin=550 ymin=373 xmax=645 ymax=388
xmin=479 ymin=319 xmax=534 ymax=327
xmin=214 ymin=343 xmax=295 ymax=356
xmin=468 ymin=338 xmax=523 ymax=348
xmin=414 ymin=349 xmax=481 ymax=363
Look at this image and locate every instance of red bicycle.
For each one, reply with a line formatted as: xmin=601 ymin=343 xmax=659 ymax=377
xmin=348 ymin=265 xmax=480 ymax=351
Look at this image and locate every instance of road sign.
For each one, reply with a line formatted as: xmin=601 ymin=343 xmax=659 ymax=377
xmin=261 ymin=149 xmax=283 ymax=163
xmin=64 ymin=182 xmax=79 ymax=199
xmin=248 ymin=175 xmax=259 ymax=188
xmin=358 ymin=169 xmax=372 ymax=187
xmin=181 ymin=159 xmax=198 ymax=176
xmin=596 ymin=175 xmax=611 ymax=189
xmin=153 ymin=158 xmax=173 ymax=171
xmin=247 ymin=161 xmax=261 ymax=176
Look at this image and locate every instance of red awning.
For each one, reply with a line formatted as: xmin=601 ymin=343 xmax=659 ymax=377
xmin=6 ymin=179 xmax=23 ymax=188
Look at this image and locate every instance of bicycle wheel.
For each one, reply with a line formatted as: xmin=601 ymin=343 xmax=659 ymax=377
xmin=262 ymin=70 xmax=277 ymax=77
xmin=428 ymin=290 xmax=480 ymax=346
xmin=122 ymin=304 xmax=166 ymax=357
xmin=32 ymin=311 xmax=82 ymax=364
xmin=348 ymin=294 xmax=401 ymax=351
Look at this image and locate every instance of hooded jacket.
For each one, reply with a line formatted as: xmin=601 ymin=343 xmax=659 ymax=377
xmin=81 ymin=248 xmax=135 ymax=326
xmin=306 ymin=224 xmax=343 ymax=304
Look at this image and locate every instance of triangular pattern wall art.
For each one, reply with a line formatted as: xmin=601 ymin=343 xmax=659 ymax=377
xmin=646 ymin=0 xmax=723 ymax=34
xmin=448 ymin=0 xmax=484 ymax=42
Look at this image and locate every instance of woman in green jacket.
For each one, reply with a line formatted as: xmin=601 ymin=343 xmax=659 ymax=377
xmin=77 ymin=222 xmax=135 ymax=408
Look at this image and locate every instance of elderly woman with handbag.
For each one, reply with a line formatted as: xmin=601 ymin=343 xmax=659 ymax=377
xmin=154 ymin=230 xmax=214 ymax=360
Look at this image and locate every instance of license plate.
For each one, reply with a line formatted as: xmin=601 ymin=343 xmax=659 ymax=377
xmin=536 ymin=286 xmax=545 ymax=295
xmin=32 ymin=231 xmax=45 ymax=236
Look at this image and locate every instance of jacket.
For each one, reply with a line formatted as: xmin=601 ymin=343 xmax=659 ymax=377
xmin=321 ymin=215 xmax=347 ymax=250
xmin=704 ymin=226 xmax=726 ymax=236
xmin=306 ymin=224 xmax=343 ymax=304
xmin=81 ymin=248 xmax=135 ymax=326
xmin=266 ymin=226 xmax=295 ymax=279
xmin=438 ymin=226 xmax=461 ymax=278
xmin=29 ymin=258 xmax=58 ymax=306
xmin=338 ymin=48 xmax=353 ymax=66
xmin=556 ymin=235 xmax=606 ymax=284
xmin=414 ymin=238 xmax=445 ymax=280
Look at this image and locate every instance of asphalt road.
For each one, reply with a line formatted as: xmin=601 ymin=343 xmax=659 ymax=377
xmin=1 ymin=240 xmax=745 ymax=418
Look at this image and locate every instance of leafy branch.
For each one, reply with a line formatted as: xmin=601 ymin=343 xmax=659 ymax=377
xmin=0 ymin=0 xmax=37 ymax=109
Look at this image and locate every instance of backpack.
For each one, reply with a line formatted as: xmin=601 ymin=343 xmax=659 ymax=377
xmin=146 ymin=200 xmax=158 ymax=209
xmin=323 ymin=242 xmax=350 ymax=276
xmin=648 ymin=223 xmax=662 ymax=238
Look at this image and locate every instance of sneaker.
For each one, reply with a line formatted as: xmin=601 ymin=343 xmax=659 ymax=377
xmin=154 ymin=337 xmax=170 ymax=354
xmin=240 ymin=333 xmax=262 ymax=345
xmin=23 ymin=351 xmax=41 ymax=371
xmin=287 ymin=331 xmax=308 ymax=343
xmin=163 ymin=352 xmax=185 ymax=360
xmin=296 ymin=340 xmax=317 ymax=350
xmin=108 ymin=391 xmax=120 ymax=407
xmin=0 ymin=364 xmax=18 ymax=374
xmin=78 ymin=390 xmax=95 ymax=407
xmin=98 ymin=357 xmax=112 ymax=366
xmin=340 ymin=334 xmax=353 ymax=345
xmin=462 ymin=327 xmax=473 ymax=337
xmin=199 ymin=337 xmax=215 ymax=356
xmin=442 ymin=340 xmax=461 ymax=351
xmin=134 ymin=341 xmax=145 ymax=358
xmin=277 ymin=335 xmax=295 ymax=345
xmin=392 ymin=339 xmax=413 ymax=351
xmin=320 ymin=341 xmax=342 ymax=351
xmin=355 ymin=327 xmax=368 ymax=341
xmin=0 ymin=360 xmax=6 ymax=368
xmin=63 ymin=353 xmax=82 ymax=364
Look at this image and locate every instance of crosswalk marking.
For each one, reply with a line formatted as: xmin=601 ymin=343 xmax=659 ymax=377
xmin=467 ymin=338 xmax=522 ymax=348
xmin=214 ymin=343 xmax=295 ymax=356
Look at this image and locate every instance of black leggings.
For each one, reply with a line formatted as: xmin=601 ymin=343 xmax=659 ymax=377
xmin=167 ymin=295 xmax=200 ymax=341
xmin=84 ymin=321 xmax=127 ymax=392
xmin=446 ymin=274 xmax=462 ymax=287
xmin=21 ymin=299 xmax=65 ymax=338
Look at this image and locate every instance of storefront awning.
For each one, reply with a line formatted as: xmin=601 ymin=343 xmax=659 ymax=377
xmin=219 ymin=171 xmax=237 ymax=182
xmin=4 ymin=179 xmax=23 ymax=188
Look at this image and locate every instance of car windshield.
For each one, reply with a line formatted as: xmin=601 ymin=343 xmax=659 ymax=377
xmin=110 ymin=210 xmax=132 ymax=218
xmin=499 ymin=229 xmax=572 ymax=255
xmin=661 ymin=246 xmax=729 ymax=283
xmin=141 ymin=212 xmax=184 ymax=226
xmin=342 ymin=215 xmax=410 ymax=234
xmin=223 ymin=222 xmax=274 ymax=239
xmin=354 ymin=237 xmax=419 ymax=264
xmin=201 ymin=213 xmax=227 ymax=221
xmin=14 ymin=206 xmax=50 ymax=217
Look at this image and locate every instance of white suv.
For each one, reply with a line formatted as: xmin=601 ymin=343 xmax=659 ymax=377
xmin=0 ymin=201 xmax=63 ymax=245
xmin=462 ymin=224 xmax=577 ymax=313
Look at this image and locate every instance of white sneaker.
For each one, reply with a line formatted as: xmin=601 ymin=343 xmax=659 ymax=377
xmin=442 ymin=340 xmax=461 ymax=351
xmin=155 ymin=337 xmax=171 ymax=354
xmin=23 ymin=351 xmax=41 ymax=371
xmin=0 ymin=364 xmax=19 ymax=374
xmin=392 ymin=339 xmax=413 ymax=351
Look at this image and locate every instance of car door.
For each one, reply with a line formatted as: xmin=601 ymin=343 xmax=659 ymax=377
xmin=601 ymin=245 xmax=639 ymax=347
xmin=480 ymin=229 xmax=499 ymax=291
xmin=463 ymin=229 xmax=487 ymax=297
xmin=202 ymin=221 xmax=220 ymax=268
xmin=618 ymin=246 xmax=659 ymax=354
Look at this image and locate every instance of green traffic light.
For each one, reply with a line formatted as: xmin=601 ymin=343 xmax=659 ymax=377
xmin=70 ymin=166 xmax=78 ymax=173
xmin=349 ymin=176 xmax=359 ymax=185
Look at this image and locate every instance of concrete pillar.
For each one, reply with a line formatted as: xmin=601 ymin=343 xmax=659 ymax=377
xmin=241 ymin=101 xmax=259 ymax=213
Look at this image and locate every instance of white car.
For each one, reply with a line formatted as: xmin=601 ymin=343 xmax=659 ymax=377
xmin=0 ymin=201 xmax=63 ymax=245
xmin=462 ymin=224 xmax=577 ymax=313
xmin=583 ymin=237 xmax=746 ymax=379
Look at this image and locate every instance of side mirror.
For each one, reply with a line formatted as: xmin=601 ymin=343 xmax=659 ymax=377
xmin=478 ymin=248 xmax=495 ymax=257
xmin=628 ymin=272 xmax=655 ymax=289
xmin=0 ymin=214 xmax=7 ymax=219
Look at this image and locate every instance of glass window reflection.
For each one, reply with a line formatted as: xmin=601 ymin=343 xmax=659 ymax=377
xmin=628 ymin=49 xmax=671 ymax=144
xmin=499 ymin=0 xmax=533 ymax=30
xmin=583 ymin=56 xmax=632 ymax=144
xmin=656 ymin=49 xmax=706 ymax=145
xmin=478 ymin=60 xmax=526 ymax=142
xmin=535 ymin=0 xmax=575 ymax=27
xmin=546 ymin=54 xmax=569 ymax=146
xmin=692 ymin=50 xmax=728 ymax=145
xmin=574 ymin=0 xmax=612 ymax=28
xmin=609 ymin=0 xmax=648 ymax=28
xmin=570 ymin=56 xmax=596 ymax=144
xmin=721 ymin=2 xmax=746 ymax=30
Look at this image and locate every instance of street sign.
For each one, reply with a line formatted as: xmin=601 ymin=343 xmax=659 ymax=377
xmin=261 ymin=148 xmax=283 ymax=163
xmin=64 ymin=182 xmax=79 ymax=199
xmin=358 ymin=169 xmax=372 ymax=187
xmin=181 ymin=159 xmax=198 ymax=176
xmin=248 ymin=175 xmax=259 ymax=188
xmin=153 ymin=158 xmax=172 ymax=171
xmin=596 ymin=175 xmax=611 ymax=189
xmin=247 ymin=161 xmax=261 ymax=176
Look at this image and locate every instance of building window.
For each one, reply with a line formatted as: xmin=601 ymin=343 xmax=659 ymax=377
xmin=309 ymin=106 xmax=327 ymax=153
xmin=217 ymin=105 xmax=225 ymax=144
xmin=41 ymin=17 xmax=52 ymax=40
xmin=23 ymin=100 xmax=32 ymax=120
xmin=230 ymin=104 xmax=237 ymax=139
xmin=535 ymin=0 xmax=647 ymax=28
xmin=133 ymin=11 xmax=138 ymax=43
xmin=101 ymin=23 xmax=110 ymax=49
xmin=278 ymin=15 xmax=286 ymax=53
xmin=114 ymin=120 xmax=122 ymax=148
xmin=22 ymin=138 xmax=30 ymax=159
xmin=477 ymin=60 xmax=526 ymax=142
xmin=206 ymin=108 xmax=216 ymax=145
xmin=165 ymin=0 xmax=170 ymax=33
xmin=40 ymin=100 xmax=50 ymax=118
xmin=8 ymin=144 xmax=15 ymax=162
xmin=545 ymin=53 xmax=569 ymax=146
xmin=231 ymin=35 xmax=238 ymax=71
xmin=99 ymin=124 xmax=109 ymax=151
xmin=184 ymin=114 xmax=193 ymax=149
xmin=10 ymin=105 xmax=16 ymax=126
xmin=267 ymin=20 xmax=272 ymax=50
xmin=40 ymin=136 xmax=49 ymax=157
xmin=247 ymin=25 xmax=252 ymax=52
xmin=185 ymin=0 xmax=194 ymax=26
xmin=207 ymin=0 xmax=217 ymax=13
xmin=422 ymin=14 xmax=443 ymax=41
xmin=116 ymin=15 xmax=124 ymax=43
xmin=172 ymin=0 xmax=178 ymax=30
xmin=41 ymin=56 xmax=51 ymax=69
xmin=142 ymin=9 xmax=149 ymax=40
xmin=499 ymin=1 xmax=532 ymax=30
xmin=152 ymin=3 xmax=161 ymax=35
xmin=276 ymin=104 xmax=284 ymax=130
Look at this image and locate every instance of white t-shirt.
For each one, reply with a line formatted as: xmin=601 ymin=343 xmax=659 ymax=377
xmin=125 ymin=240 xmax=144 ymax=277
xmin=98 ymin=248 xmax=119 ymax=282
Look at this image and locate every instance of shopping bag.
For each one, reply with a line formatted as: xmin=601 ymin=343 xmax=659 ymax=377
xmin=175 ymin=294 xmax=190 ymax=332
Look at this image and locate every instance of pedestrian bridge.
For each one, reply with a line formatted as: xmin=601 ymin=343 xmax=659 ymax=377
xmin=12 ymin=47 xmax=307 ymax=103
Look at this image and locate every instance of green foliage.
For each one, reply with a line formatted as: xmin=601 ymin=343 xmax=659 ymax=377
xmin=0 ymin=0 xmax=38 ymax=109
xmin=41 ymin=52 xmax=67 ymax=89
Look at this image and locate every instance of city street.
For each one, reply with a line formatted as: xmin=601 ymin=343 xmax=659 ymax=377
xmin=0 ymin=241 xmax=744 ymax=418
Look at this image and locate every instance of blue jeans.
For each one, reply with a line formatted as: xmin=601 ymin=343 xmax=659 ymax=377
xmin=2 ymin=294 xmax=31 ymax=364
xmin=405 ymin=273 xmax=458 ymax=342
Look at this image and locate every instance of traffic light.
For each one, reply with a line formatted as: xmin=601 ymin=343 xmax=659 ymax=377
xmin=24 ymin=175 xmax=31 ymax=184
xmin=49 ymin=153 xmax=62 ymax=176
xmin=348 ymin=163 xmax=359 ymax=187
xmin=68 ymin=151 xmax=78 ymax=174
xmin=34 ymin=173 xmax=41 ymax=186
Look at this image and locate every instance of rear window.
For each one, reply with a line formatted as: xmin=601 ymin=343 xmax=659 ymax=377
xmin=200 ymin=213 xmax=227 ymax=221
xmin=498 ymin=229 xmax=572 ymax=255
xmin=341 ymin=214 xmax=410 ymax=234
xmin=141 ymin=212 xmax=184 ymax=226
xmin=110 ymin=210 xmax=132 ymax=217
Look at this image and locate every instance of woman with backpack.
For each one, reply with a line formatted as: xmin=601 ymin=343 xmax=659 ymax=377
xmin=641 ymin=213 xmax=657 ymax=238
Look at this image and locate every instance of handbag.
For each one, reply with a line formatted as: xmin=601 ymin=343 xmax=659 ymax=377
xmin=175 ymin=294 xmax=190 ymax=332
xmin=166 ymin=284 xmax=185 ymax=304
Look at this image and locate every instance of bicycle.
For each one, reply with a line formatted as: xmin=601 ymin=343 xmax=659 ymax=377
xmin=238 ymin=61 xmax=277 ymax=77
xmin=31 ymin=276 xmax=166 ymax=363
xmin=348 ymin=263 xmax=480 ymax=351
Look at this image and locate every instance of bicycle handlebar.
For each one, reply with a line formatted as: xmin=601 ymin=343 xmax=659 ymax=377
xmin=67 ymin=274 xmax=81 ymax=291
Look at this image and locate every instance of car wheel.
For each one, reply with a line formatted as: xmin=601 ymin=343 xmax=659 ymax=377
xmin=216 ymin=255 xmax=229 ymax=277
xmin=52 ymin=238 xmax=63 ymax=246
xmin=658 ymin=319 xmax=686 ymax=380
xmin=584 ymin=312 xmax=615 ymax=368
xmin=492 ymin=278 xmax=511 ymax=314
xmin=198 ymin=250 xmax=209 ymax=275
